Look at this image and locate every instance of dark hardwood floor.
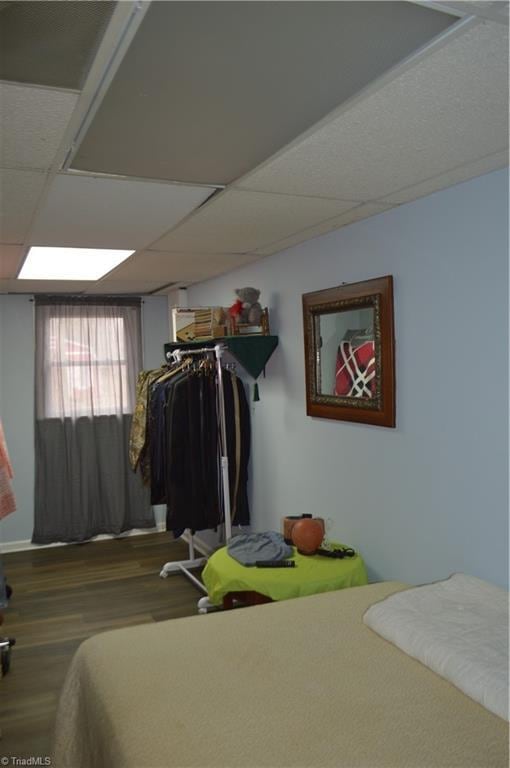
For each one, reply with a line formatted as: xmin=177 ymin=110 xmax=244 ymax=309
xmin=0 ymin=532 xmax=203 ymax=760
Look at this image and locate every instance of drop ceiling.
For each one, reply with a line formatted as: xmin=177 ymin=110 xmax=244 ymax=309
xmin=71 ymin=1 xmax=454 ymax=185
xmin=0 ymin=1 xmax=115 ymax=89
xmin=0 ymin=0 xmax=507 ymax=296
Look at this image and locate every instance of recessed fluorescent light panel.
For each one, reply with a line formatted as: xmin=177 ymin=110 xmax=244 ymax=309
xmin=18 ymin=247 xmax=134 ymax=280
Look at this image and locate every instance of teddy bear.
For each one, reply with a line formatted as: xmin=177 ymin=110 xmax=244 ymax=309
xmin=231 ymin=287 xmax=262 ymax=325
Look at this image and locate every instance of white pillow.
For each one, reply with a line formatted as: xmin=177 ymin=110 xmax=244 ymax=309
xmin=364 ymin=573 xmax=509 ymax=721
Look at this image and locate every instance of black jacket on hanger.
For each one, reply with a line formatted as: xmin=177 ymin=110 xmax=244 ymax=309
xmin=164 ymin=370 xmax=250 ymax=536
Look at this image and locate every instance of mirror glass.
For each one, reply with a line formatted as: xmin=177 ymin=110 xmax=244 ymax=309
xmin=316 ymin=308 xmax=375 ymax=398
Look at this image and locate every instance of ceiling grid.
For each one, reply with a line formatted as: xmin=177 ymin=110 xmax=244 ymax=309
xmin=0 ymin=1 xmax=507 ymax=293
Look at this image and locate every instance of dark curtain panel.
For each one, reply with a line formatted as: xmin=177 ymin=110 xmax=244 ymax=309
xmin=32 ymin=298 xmax=154 ymax=544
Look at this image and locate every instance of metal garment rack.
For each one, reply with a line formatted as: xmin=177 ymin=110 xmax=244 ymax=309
xmin=159 ymin=344 xmax=232 ymax=594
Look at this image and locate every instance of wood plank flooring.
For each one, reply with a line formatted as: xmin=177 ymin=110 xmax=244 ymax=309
xmin=0 ymin=532 xmax=204 ymax=760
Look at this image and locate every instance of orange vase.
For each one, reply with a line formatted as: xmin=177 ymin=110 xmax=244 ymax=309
xmin=291 ymin=519 xmax=324 ymax=555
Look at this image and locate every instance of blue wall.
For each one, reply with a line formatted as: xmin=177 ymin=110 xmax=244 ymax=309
xmin=188 ymin=169 xmax=509 ymax=588
xmin=1 ymin=172 xmax=507 ymax=586
xmin=0 ymin=295 xmax=169 ymax=544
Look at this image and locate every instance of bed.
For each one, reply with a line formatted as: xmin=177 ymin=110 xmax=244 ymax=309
xmin=53 ymin=580 xmax=508 ymax=768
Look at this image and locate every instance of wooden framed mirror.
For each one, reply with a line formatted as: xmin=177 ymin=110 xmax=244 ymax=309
xmin=302 ymin=275 xmax=396 ymax=427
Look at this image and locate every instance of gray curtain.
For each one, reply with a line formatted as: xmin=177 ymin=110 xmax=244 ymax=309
xmin=32 ymin=298 xmax=154 ymax=544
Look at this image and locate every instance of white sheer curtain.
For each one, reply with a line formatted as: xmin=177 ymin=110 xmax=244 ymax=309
xmin=35 ymin=302 xmax=141 ymax=420
xmin=33 ymin=298 xmax=154 ymax=544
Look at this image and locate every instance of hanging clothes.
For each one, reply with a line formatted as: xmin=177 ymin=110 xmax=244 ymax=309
xmin=129 ymin=361 xmax=251 ymax=536
xmin=149 ymin=367 xmax=189 ymax=505
xmin=0 ymin=420 xmax=16 ymax=613
xmin=165 ymin=370 xmax=218 ymax=532
xmin=129 ymin=361 xmax=189 ymax=488
xmin=0 ymin=420 xmax=16 ymax=520
xmin=129 ymin=367 xmax=164 ymax=473
xmin=164 ymin=368 xmax=250 ymax=536
xmin=223 ymin=372 xmax=250 ymax=527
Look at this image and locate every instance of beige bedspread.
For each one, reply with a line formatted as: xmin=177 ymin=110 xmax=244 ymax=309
xmin=53 ymin=582 xmax=508 ymax=768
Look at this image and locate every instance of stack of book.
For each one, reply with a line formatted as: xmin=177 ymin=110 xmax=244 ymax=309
xmin=193 ymin=308 xmax=213 ymax=340
xmin=172 ymin=307 xmax=226 ymax=342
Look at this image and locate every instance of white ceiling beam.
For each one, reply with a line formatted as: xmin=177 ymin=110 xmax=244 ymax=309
xmin=15 ymin=0 xmax=152 ymax=278
xmin=59 ymin=1 xmax=152 ymax=173
xmin=409 ymin=0 xmax=509 ymax=25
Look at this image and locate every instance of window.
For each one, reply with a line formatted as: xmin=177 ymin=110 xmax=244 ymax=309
xmin=35 ymin=300 xmax=142 ymax=420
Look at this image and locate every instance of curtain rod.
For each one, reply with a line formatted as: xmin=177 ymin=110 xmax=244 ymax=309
xmin=31 ymin=295 xmax=143 ymax=306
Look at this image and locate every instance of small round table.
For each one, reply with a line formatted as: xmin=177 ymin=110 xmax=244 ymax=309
xmin=202 ymin=543 xmax=368 ymax=609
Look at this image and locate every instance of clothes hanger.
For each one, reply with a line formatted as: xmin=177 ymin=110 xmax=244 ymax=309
xmin=342 ymin=327 xmax=374 ymax=348
xmin=156 ymin=357 xmax=192 ymax=383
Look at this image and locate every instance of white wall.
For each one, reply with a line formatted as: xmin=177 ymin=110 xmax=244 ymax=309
xmin=0 ymin=295 xmax=169 ymax=544
xmin=188 ymin=169 xmax=509 ymax=588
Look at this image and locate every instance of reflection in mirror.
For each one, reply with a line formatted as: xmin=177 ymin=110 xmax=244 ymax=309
xmin=302 ymin=276 xmax=395 ymax=427
xmin=317 ymin=308 xmax=375 ymax=398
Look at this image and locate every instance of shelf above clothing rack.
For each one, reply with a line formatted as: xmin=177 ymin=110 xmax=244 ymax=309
xmin=164 ymin=335 xmax=279 ymax=380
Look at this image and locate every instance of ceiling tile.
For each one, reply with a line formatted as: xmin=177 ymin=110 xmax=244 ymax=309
xmin=440 ymin=1 xmax=510 ymax=24
xmin=380 ymin=149 xmax=509 ymax=204
xmin=0 ymin=1 xmax=115 ymax=90
xmin=239 ymin=22 xmax=509 ymax=202
xmin=70 ymin=1 xmax=455 ymax=184
xmin=84 ymin=280 xmax=166 ymax=295
xmin=29 ymin=174 xmax=216 ymax=249
xmin=0 ymin=83 xmax=79 ymax=171
xmin=153 ymin=190 xmax=360 ymax=254
xmin=0 ymin=244 xmax=25 ymax=278
xmin=106 ymin=250 xmax=261 ymax=284
xmin=0 ymin=279 xmax=89 ymax=294
xmin=0 ymin=169 xmax=47 ymax=243
xmin=179 ymin=253 xmax=263 ymax=285
xmin=253 ymin=203 xmax=394 ymax=256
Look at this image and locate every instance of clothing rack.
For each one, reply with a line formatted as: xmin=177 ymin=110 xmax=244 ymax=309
xmin=159 ymin=344 xmax=232 ymax=596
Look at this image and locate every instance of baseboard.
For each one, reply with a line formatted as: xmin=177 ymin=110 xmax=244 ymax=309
xmin=0 ymin=523 xmax=242 ymax=556
xmin=0 ymin=521 xmax=167 ymax=554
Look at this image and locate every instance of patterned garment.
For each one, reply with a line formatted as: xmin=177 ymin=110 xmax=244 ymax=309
xmin=0 ymin=420 xmax=16 ymax=520
xmin=335 ymin=340 xmax=376 ymax=398
xmin=128 ymin=367 xmax=166 ymax=472
xmin=130 ymin=362 xmax=193 ymax=484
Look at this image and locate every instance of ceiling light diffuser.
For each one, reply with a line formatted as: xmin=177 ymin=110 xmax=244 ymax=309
xmin=18 ymin=247 xmax=134 ymax=281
